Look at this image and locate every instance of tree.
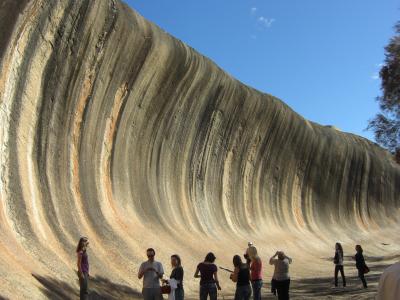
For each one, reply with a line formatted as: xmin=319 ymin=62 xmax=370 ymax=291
xmin=368 ymin=22 xmax=400 ymax=163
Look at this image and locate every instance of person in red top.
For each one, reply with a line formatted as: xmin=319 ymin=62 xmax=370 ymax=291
xmin=247 ymin=246 xmax=263 ymax=300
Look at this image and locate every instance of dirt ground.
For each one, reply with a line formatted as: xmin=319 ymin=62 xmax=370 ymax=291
xmin=31 ymin=257 xmax=398 ymax=300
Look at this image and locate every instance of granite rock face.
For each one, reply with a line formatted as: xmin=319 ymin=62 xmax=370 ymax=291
xmin=0 ymin=0 xmax=399 ymax=298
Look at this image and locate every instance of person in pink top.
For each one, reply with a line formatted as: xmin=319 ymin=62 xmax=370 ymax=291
xmin=76 ymin=237 xmax=90 ymax=300
xmin=247 ymin=246 xmax=263 ymax=300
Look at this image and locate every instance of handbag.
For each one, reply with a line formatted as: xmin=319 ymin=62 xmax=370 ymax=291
xmin=364 ymin=265 xmax=370 ymax=274
xmin=161 ymin=283 xmax=171 ymax=294
xmin=333 ymin=253 xmax=339 ymax=265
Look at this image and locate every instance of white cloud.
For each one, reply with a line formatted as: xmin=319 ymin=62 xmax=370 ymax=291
xmin=251 ymin=7 xmax=257 ymax=14
xmin=258 ymin=16 xmax=275 ymax=28
xmin=371 ymin=73 xmax=379 ymax=80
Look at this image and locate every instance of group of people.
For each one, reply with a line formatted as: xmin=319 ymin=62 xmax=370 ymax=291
xmin=333 ymin=242 xmax=369 ymax=289
xmin=135 ymin=243 xmax=292 ymax=300
xmin=76 ymin=238 xmax=371 ymax=300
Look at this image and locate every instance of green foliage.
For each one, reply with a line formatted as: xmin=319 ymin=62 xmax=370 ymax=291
xmin=368 ymin=22 xmax=400 ymax=162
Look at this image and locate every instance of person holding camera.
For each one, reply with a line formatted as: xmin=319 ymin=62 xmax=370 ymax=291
xmin=269 ymin=251 xmax=292 ymax=300
xmin=244 ymin=242 xmax=253 ymax=266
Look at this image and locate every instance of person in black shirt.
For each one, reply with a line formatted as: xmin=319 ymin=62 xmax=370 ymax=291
xmin=194 ymin=252 xmax=221 ymax=300
xmin=168 ymin=254 xmax=184 ymax=300
xmin=230 ymin=255 xmax=252 ymax=300
xmin=354 ymin=245 xmax=368 ymax=288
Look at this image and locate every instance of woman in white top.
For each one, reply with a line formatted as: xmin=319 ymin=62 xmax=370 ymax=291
xmin=333 ymin=242 xmax=346 ymax=287
xmin=269 ymin=251 xmax=292 ymax=300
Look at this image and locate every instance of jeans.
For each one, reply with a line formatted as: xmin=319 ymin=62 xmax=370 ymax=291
xmin=200 ymin=283 xmax=217 ymax=300
xmin=271 ymin=279 xmax=277 ymax=295
xmin=142 ymin=287 xmax=163 ymax=300
xmin=358 ymin=270 xmax=368 ymax=288
xmin=175 ymin=288 xmax=184 ymax=300
xmin=275 ymin=279 xmax=290 ymax=300
xmin=79 ymin=272 xmax=89 ymax=300
xmin=234 ymin=284 xmax=251 ymax=300
xmin=251 ymin=280 xmax=262 ymax=300
xmin=334 ymin=265 xmax=346 ymax=287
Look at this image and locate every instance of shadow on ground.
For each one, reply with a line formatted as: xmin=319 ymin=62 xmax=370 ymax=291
xmin=33 ymin=259 xmax=394 ymax=299
xmin=197 ymin=263 xmax=388 ymax=300
xmin=32 ymin=273 xmax=141 ymax=300
xmin=33 ymin=273 xmax=380 ymax=300
xmin=287 ymin=273 xmax=379 ymax=300
xmin=214 ymin=273 xmax=379 ymax=300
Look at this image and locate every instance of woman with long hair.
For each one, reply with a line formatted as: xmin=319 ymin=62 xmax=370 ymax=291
xmin=76 ymin=237 xmax=90 ymax=300
xmin=168 ymin=254 xmax=184 ymax=300
xmin=194 ymin=252 xmax=221 ymax=300
xmin=354 ymin=245 xmax=368 ymax=288
xmin=230 ymin=255 xmax=251 ymax=300
xmin=333 ymin=242 xmax=346 ymax=287
xmin=247 ymin=246 xmax=263 ymax=300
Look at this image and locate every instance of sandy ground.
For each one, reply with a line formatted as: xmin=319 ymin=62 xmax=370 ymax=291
xmin=30 ymin=256 xmax=397 ymax=300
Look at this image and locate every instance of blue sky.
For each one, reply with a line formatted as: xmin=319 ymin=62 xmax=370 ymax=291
xmin=126 ymin=0 xmax=399 ymax=141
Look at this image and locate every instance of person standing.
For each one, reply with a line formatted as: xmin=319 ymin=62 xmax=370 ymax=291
xmin=166 ymin=254 xmax=184 ymax=300
xmin=230 ymin=255 xmax=252 ymax=300
xmin=354 ymin=245 xmax=368 ymax=288
xmin=194 ymin=252 xmax=221 ymax=300
xmin=244 ymin=243 xmax=253 ymax=266
xmin=76 ymin=237 xmax=90 ymax=300
xmin=247 ymin=246 xmax=263 ymax=300
xmin=138 ymin=248 xmax=165 ymax=300
xmin=269 ymin=251 xmax=292 ymax=300
xmin=333 ymin=242 xmax=346 ymax=287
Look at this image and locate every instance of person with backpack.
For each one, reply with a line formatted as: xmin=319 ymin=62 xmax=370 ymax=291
xmin=333 ymin=242 xmax=346 ymax=287
xmin=230 ymin=255 xmax=252 ymax=300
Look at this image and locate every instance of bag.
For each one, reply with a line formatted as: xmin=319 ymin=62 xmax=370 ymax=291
xmin=364 ymin=265 xmax=370 ymax=274
xmin=161 ymin=283 xmax=171 ymax=294
xmin=333 ymin=253 xmax=339 ymax=265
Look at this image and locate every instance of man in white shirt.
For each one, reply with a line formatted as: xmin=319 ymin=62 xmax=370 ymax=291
xmin=270 ymin=251 xmax=292 ymax=300
xmin=138 ymin=248 xmax=164 ymax=300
